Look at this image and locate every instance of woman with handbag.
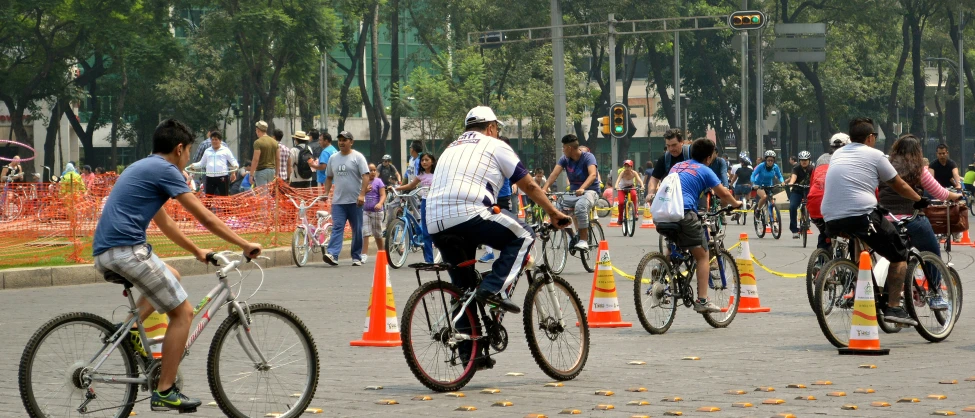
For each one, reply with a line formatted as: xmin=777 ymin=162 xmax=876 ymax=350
xmin=878 ymin=134 xmax=962 ymax=310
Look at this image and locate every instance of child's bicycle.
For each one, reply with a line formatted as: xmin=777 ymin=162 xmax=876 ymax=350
xmin=287 ymin=195 xmax=332 ymax=266
xmin=18 ymin=252 xmax=320 ymax=418
xmin=399 ymin=221 xmax=589 ymax=392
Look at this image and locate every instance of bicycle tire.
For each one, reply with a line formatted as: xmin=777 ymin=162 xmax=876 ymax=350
xmin=20 ymin=312 xmax=138 ymax=418
xmin=401 ymin=281 xmax=480 ymax=392
xmin=800 ymin=208 xmax=809 ymax=248
xmin=904 ymin=252 xmax=959 ymax=343
xmin=1 ymin=193 xmax=23 ymax=222
xmin=580 ymin=222 xmax=604 ymax=273
xmin=754 ymin=208 xmax=766 ymax=238
xmin=292 ymin=227 xmax=310 ymax=267
xmin=626 ymin=200 xmax=638 ymax=236
xmin=633 ymin=253 xmax=677 ymax=334
xmin=543 ymin=229 xmax=569 ymax=275
xmin=703 ymin=248 xmax=741 ymax=328
xmin=949 ymin=266 xmax=963 ymax=317
xmin=771 ymin=205 xmax=782 ymax=239
xmin=805 ymin=248 xmax=830 ymax=312
xmin=523 ymin=274 xmax=590 ymax=380
xmin=595 ymin=197 xmax=610 ymax=218
xmin=208 ymin=303 xmax=319 ymax=418
xmin=385 ymin=218 xmax=410 ymax=269
xmin=658 ymin=234 xmax=666 ymax=254
xmin=813 ymin=258 xmax=859 ymax=348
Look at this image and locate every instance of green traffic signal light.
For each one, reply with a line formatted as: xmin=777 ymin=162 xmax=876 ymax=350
xmin=751 ymin=16 xmax=760 ymax=24
xmin=614 ymin=126 xmax=623 ymax=133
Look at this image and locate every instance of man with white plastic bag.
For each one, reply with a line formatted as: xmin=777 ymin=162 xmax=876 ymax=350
xmin=647 ymin=138 xmax=742 ymax=313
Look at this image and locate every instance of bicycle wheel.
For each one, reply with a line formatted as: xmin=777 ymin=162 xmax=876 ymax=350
xmin=813 ymin=259 xmax=859 ymax=348
xmin=543 ymin=229 xmax=569 ymax=275
xmin=620 ymin=203 xmax=630 ymax=237
xmin=800 ymin=208 xmax=809 ymax=248
xmin=523 ymin=274 xmax=590 ymax=380
xmin=208 ymin=303 xmax=319 ymax=418
xmin=401 ymin=281 xmax=480 ymax=392
xmin=702 ymin=248 xmax=741 ymax=328
xmin=626 ymin=200 xmax=637 ymax=237
xmin=1 ymin=193 xmax=23 ymax=222
xmin=595 ymin=197 xmax=610 ymax=218
xmin=385 ymin=218 xmax=410 ymax=269
xmin=291 ymin=227 xmax=310 ymax=267
xmin=770 ymin=205 xmax=782 ymax=239
xmin=904 ymin=253 xmax=960 ymax=343
xmin=754 ymin=209 xmax=766 ymax=238
xmin=658 ymin=234 xmax=666 ymax=253
xmin=805 ymin=248 xmax=830 ymax=312
xmin=633 ymin=253 xmax=677 ymax=334
xmin=20 ymin=313 xmax=138 ymax=418
xmin=580 ymin=222 xmax=604 ymax=273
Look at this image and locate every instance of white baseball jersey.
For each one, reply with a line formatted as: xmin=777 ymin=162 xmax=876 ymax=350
xmin=426 ymin=131 xmax=529 ymax=234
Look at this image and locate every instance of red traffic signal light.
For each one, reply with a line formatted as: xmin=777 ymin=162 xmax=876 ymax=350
xmin=610 ymin=104 xmax=628 ymax=138
xmin=729 ymin=11 xmax=767 ymax=30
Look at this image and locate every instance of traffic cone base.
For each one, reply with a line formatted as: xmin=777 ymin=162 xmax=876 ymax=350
xmin=586 ymin=241 xmax=632 ymax=328
xmin=640 ymin=207 xmax=655 ymax=229
xmin=732 ymin=233 xmax=771 ymax=313
xmin=351 ymin=250 xmax=402 ymax=347
xmin=960 ymin=230 xmax=971 ymax=244
xmin=838 ymin=251 xmax=889 ymax=356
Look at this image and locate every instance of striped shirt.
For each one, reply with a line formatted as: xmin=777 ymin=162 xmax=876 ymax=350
xmin=277 ymin=143 xmax=290 ymax=179
xmin=426 ymin=131 xmax=528 ymax=234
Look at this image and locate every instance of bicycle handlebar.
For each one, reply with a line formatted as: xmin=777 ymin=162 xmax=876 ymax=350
xmin=286 ymin=195 xmax=328 ymax=209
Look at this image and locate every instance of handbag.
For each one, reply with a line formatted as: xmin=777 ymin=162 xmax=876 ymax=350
xmin=925 ymin=204 xmax=969 ymax=234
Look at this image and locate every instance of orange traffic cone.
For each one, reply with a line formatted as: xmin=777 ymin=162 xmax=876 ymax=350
xmin=960 ymin=229 xmax=971 ymax=245
xmin=351 ymin=250 xmax=402 ymax=347
xmin=838 ymin=251 xmax=890 ymax=355
xmin=732 ymin=233 xmax=771 ymax=313
xmin=517 ymin=196 xmax=526 ymax=218
xmin=640 ymin=205 xmax=655 ymax=229
xmin=585 ymin=241 xmax=632 ymax=328
xmin=608 ymin=206 xmax=620 ymax=227
xmin=143 ymin=311 xmax=168 ymax=359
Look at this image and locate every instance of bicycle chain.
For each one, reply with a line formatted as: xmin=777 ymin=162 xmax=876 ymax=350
xmin=79 ymin=395 xmax=150 ymax=415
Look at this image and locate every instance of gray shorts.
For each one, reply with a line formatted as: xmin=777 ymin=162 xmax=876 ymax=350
xmin=363 ymin=210 xmax=384 ymax=238
xmin=94 ymin=244 xmax=187 ymax=313
xmin=661 ymin=212 xmax=705 ymax=249
xmin=254 ymin=168 xmax=276 ymax=187
xmin=559 ymin=190 xmax=598 ymax=229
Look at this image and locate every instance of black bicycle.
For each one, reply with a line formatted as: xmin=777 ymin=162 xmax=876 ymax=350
xmin=787 ymin=184 xmax=811 ymax=247
xmin=400 ymin=222 xmax=589 ymax=392
xmin=753 ymin=185 xmax=783 ymax=239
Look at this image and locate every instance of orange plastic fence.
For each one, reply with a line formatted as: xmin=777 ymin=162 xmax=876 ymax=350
xmin=0 ymin=177 xmax=348 ymax=269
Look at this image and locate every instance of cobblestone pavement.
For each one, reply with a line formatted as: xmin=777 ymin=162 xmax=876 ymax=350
xmin=2 ymin=223 xmax=974 ymax=417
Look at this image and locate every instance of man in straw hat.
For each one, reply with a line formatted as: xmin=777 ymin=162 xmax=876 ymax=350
xmin=289 ymin=130 xmax=314 ymax=188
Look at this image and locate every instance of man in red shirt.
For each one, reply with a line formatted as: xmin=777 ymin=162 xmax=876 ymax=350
xmin=807 ymin=133 xmax=850 ymax=249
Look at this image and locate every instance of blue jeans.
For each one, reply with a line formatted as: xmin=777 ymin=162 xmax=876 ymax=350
xmin=905 ymin=216 xmax=942 ymax=289
xmin=328 ymin=203 xmax=363 ymax=261
xmin=788 ymin=191 xmax=805 ymax=233
xmin=419 ymin=199 xmax=434 ymax=263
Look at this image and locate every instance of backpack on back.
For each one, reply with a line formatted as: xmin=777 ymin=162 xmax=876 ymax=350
xmin=663 ymin=144 xmax=691 ymax=172
xmin=294 ymin=145 xmax=313 ymax=179
xmin=650 ymin=172 xmax=685 ymax=222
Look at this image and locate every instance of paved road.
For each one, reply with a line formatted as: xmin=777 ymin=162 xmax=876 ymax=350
xmin=2 ymin=223 xmax=974 ymax=417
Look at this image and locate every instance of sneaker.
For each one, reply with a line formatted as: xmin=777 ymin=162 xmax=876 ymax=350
xmin=882 ymin=306 xmax=918 ymax=326
xmin=323 ymin=253 xmax=338 ymax=266
xmin=115 ymin=323 xmax=147 ymax=358
xmin=792 ymin=233 xmax=800 ymax=239
xmin=474 ymin=288 xmax=521 ymax=314
xmin=928 ymin=294 xmax=949 ymax=311
xmin=572 ymin=240 xmax=589 ymax=252
xmin=693 ymin=299 xmax=721 ymax=313
xmin=352 ymin=259 xmax=363 ymax=266
xmin=151 ymin=387 xmax=202 ymax=412
xmin=360 ymin=254 xmax=368 ymax=263
xmin=478 ymin=252 xmax=495 ymax=263
xmin=476 ymin=356 xmax=496 ymax=371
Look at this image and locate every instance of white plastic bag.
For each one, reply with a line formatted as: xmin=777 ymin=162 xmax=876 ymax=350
xmin=650 ymin=172 xmax=684 ymax=222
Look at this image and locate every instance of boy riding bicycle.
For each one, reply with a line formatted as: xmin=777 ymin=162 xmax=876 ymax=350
xmin=92 ymin=119 xmax=262 ymax=412
xmin=650 ymin=138 xmax=742 ymax=313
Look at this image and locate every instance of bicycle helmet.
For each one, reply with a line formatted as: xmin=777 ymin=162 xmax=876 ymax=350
xmin=764 ymin=150 xmax=777 ymax=158
xmin=382 ymin=154 xmax=392 ymax=161
xmin=798 ymin=150 xmax=811 ymax=160
xmin=739 ymin=151 xmax=749 ymax=160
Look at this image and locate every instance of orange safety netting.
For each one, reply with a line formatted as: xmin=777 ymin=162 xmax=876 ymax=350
xmin=0 ymin=177 xmax=349 ymax=269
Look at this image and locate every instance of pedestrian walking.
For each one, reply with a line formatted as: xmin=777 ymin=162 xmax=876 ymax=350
xmin=321 ymin=131 xmax=370 ymax=266
xmin=288 ymin=131 xmax=314 ymax=188
xmin=361 ymin=163 xmax=387 ymax=263
xmin=274 ymin=129 xmax=291 ymax=182
xmin=249 ymin=121 xmax=278 ymax=187
xmin=308 ymin=132 xmax=337 ymax=194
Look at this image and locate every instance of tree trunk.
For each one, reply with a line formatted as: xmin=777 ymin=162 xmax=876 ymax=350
xmin=390 ymin=0 xmax=403 ymax=169
xmin=885 ymin=17 xmax=911 ymax=141
xmin=109 ymin=59 xmax=128 ymax=168
xmin=337 ymin=23 xmax=370 ymax=133
xmin=946 ymin=76 xmax=962 ymax=161
xmin=358 ymin=19 xmax=378 ymax=152
xmin=43 ymin=100 xmax=61 ymax=181
xmin=240 ymin=85 xmax=253 ymax=160
xmin=909 ymin=17 xmax=926 ymax=140
xmin=369 ymin=2 xmax=391 ymax=160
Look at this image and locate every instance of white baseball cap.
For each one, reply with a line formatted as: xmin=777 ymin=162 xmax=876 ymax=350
xmin=464 ymin=106 xmax=505 ymax=127
xmin=829 ymin=132 xmax=851 ymax=147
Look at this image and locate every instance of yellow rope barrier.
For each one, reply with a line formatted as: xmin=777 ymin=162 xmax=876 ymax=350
xmin=748 ymin=255 xmax=804 ymax=278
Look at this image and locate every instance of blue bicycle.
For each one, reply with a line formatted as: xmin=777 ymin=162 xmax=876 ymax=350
xmin=385 ymin=188 xmax=439 ymax=269
xmin=753 ymin=185 xmax=783 ymax=239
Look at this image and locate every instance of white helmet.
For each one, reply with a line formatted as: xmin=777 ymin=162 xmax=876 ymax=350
xmin=764 ymin=150 xmax=777 ymax=158
xmin=798 ymin=150 xmax=811 ymax=160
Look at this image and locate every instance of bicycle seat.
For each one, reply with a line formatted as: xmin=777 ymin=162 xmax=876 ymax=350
xmin=316 ymin=210 xmax=329 ymax=218
xmin=103 ymin=271 xmax=134 ymax=289
xmin=655 ymin=222 xmax=682 ymax=242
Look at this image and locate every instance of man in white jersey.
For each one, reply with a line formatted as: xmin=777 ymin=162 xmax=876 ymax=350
xmin=427 ymin=106 xmax=569 ymax=316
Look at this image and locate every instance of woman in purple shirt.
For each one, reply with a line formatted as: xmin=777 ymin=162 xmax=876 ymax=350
xmin=361 ymin=164 xmax=387 ymax=262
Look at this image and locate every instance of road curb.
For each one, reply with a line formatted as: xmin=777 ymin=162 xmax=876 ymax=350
xmin=2 ymin=240 xmax=364 ymax=290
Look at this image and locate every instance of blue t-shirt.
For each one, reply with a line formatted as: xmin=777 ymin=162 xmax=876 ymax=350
xmin=670 ymin=160 xmax=720 ymax=211
xmin=708 ymin=157 xmax=729 ymax=187
xmin=93 ymin=154 xmax=191 ymax=256
xmin=499 ymin=178 xmax=512 ymax=198
xmin=558 ymin=152 xmax=599 ymax=192
xmin=317 ymin=144 xmax=338 ymax=184
xmin=750 ymin=162 xmax=784 ymax=186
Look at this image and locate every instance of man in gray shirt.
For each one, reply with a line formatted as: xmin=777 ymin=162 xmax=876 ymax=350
xmin=822 ymin=117 xmax=925 ymax=326
xmin=321 ymin=131 xmax=370 ymax=266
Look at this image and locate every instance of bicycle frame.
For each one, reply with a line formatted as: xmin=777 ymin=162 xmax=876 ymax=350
xmin=290 ymin=196 xmax=330 ymax=248
xmin=663 ymin=211 xmax=731 ymax=293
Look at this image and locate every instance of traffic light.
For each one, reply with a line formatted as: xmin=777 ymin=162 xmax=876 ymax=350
xmin=729 ymin=11 xmax=767 ymax=30
xmin=610 ymin=103 xmax=628 ymax=139
xmin=599 ymin=116 xmax=610 ymax=136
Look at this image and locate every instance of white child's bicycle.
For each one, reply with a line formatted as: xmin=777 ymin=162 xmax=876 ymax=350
xmin=288 ymin=195 xmax=333 ymax=266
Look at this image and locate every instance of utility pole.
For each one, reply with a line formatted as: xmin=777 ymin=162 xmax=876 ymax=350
xmin=756 ymin=26 xmax=764 ymax=157
xmin=674 ymin=31 xmax=681 ymax=130
xmin=320 ymin=53 xmax=328 ymax=132
xmin=740 ymin=0 xmax=748 ymax=156
xmin=551 ymin=0 xmax=567 ymax=190
xmin=609 ymin=14 xmax=619 ymax=175
xmin=959 ymin=9 xmax=966 ymax=168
